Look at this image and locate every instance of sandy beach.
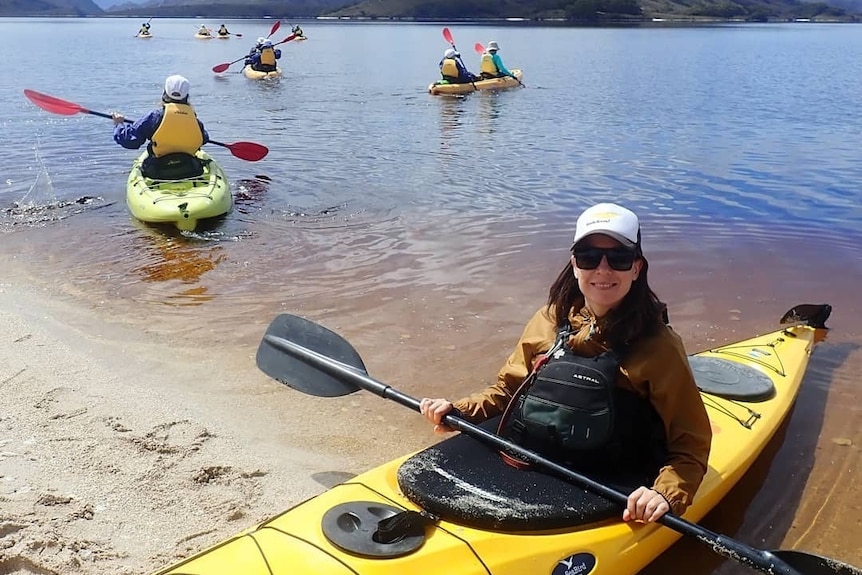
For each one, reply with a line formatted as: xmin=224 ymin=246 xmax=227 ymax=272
xmin=0 ymin=278 xmax=441 ymax=575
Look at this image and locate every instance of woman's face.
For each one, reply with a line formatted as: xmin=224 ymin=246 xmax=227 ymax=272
xmin=571 ymin=234 xmax=642 ymax=318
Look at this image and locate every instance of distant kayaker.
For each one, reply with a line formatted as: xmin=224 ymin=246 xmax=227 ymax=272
xmin=246 ymin=40 xmax=281 ymax=73
xmin=198 ymin=25 xmax=211 ymax=37
xmin=420 ymin=202 xmax=712 ymax=524
xmin=479 ymin=40 xmax=514 ymax=79
xmin=111 ymin=75 xmax=210 ymax=180
xmin=439 ymin=48 xmax=479 ymax=84
xmin=218 ymin=24 xmax=230 ymax=37
xmin=137 ymin=22 xmax=151 ymax=36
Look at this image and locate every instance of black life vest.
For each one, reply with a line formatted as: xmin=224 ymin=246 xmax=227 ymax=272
xmin=498 ymin=327 xmax=667 ymax=475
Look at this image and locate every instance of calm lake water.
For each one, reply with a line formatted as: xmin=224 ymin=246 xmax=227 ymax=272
xmin=1 ymin=17 xmax=861 ymax=574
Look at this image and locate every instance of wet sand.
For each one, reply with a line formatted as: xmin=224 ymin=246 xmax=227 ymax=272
xmin=0 ymin=216 xmax=860 ymax=574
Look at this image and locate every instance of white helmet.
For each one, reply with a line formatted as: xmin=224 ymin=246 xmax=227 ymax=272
xmin=444 ymin=48 xmax=456 ymax=59
xmin=257 ymin=37 xmax=266 ymax=44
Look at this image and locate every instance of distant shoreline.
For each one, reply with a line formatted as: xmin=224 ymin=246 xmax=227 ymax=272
xmin=0 ymin=14 xmax=857 ymax=24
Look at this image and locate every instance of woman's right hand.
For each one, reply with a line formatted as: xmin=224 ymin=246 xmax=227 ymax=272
xmin=419 ymin=398 xmax=456 ymax=433
xmin=111 ymin=112 xmax=125 ymax=125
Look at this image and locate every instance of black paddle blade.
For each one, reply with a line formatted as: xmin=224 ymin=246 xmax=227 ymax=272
xmin=256 ymin=314 xmax=367 ymax=397
xmin=771 ymin=550 xmax=862 ymax=575
xmin=779 ymin=304 xmax=832 ymax=328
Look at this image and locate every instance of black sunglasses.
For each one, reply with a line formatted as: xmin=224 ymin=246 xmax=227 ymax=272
xmin=572 ymin=247 xmax=637 ymax=271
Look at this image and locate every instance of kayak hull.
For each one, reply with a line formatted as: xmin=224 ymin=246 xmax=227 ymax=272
xmin=125 ymin=150 xmax=231 ymax=232
xmin=152 ymin=318 xmax=825 ymax=575
xmin=242 ymin=65 xmax=282 ymax=80
xmin=429 ymin=69 xmax=523 ymax=95
xmin=194 ymin=33 xmax=213 ymax=40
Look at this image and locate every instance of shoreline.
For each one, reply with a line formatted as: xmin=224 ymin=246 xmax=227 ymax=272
xmin=0 ymin=279 xmax=437 ymax=574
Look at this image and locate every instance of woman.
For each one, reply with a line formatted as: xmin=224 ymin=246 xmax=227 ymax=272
xmin=479 ymin=40 xmax=514 ymax=79
xmin=420 ymin=202 xmax=712 ymax=523
xmin=111 ymin=75 xmax=210 ymax=180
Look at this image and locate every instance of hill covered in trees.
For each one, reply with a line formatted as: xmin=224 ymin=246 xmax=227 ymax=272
xmin=0 ymin=0 xmax=855 ymax=21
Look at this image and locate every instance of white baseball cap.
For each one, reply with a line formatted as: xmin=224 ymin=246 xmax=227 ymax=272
xmin=572 ymin=203 xmax=640 ymax=249
xmin=164 ymin=75 xmax=189 ymax=101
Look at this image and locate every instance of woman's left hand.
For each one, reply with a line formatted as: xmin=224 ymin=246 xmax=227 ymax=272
xmin=622 ymin=486 xmax=670 ymax=523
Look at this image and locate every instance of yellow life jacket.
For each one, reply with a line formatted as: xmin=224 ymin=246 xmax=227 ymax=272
xmin=440 ymin=57 xmax=459 ymax=79
xmin=151 ymin=102 xmax=204 ymax=158
xmin=260 ymin=47 xmax=276 ymax=66
xmin=480 ymin=53 xmax=498 ymax=75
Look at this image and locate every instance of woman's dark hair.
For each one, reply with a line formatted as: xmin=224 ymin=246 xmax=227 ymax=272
xmin=547 ymin=251 xmax=667 ymax=347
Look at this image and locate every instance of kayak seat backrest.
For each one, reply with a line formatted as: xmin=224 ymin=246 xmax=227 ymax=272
xmin=143 ymin=153 xmax=205 ymax=181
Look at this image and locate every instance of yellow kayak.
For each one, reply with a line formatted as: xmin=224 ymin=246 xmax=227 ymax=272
xmin=126 ymin=150 xmax=231 ymax=232
xmin=152 ymin=305 xmax=847 ymax=575
xmin=242 ymin=65 xmax=282 ymax=80
xmin=429 ymin=69 xmax=523 ymax=95
xmin=195 ymin=32 xmax=213 ymax=40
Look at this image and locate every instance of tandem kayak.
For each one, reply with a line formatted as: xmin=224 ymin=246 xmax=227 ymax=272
xmin=151 ymin=304 xmax=849 ymax=575
xmin=242 ymin=65 xmax=282 ymax=80
xmin=125 ymin=150 xmax=231 ymax=232
xmin=429 ymin=69 xmax=523 ymax=95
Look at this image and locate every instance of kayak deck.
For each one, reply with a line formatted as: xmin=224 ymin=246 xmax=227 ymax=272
xmin=153 ymin=313 xmax=827 ymax=575
xmin=125 ymin=150 xmax=232 ymax=232
xmin=243 ymin=65 xmax=282 ymax=80
xmin=429 ymin=69 xmax=523 ymax=95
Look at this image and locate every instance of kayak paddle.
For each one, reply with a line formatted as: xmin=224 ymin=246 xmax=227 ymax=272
xmin=23 ymin=89 xmax=268 ymax=162
xmin=255 ymin=309 xmax=860 ymax=575
xmin=211 ymin=33 xmax=298 ymax=73
xmin=134 ymin=17 xmax=153 ymax=37
xmin=266 ymin=20 xmax=281 ymax=38
xmin=474 ymin=42 xmax=525 ymax=87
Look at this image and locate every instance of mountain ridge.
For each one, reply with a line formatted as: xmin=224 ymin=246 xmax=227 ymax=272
xmin=0 ymin=0 xmax=857 ymax=20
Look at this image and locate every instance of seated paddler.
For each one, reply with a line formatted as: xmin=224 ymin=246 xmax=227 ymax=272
xmin=111 ymin=75 xmax=210 ymax=180
xmin=439 ymin=48 xmax=479 ymax=84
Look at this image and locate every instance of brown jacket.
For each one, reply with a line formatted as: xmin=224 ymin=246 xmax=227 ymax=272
xmin=453 ymin=305 xmax=712 ymax=515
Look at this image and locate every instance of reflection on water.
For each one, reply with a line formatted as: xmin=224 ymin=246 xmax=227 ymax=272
xmin=477 ymin=91 xmax=502 ymax=136
xmin=130 ymin=229 xmax=226 ymax=290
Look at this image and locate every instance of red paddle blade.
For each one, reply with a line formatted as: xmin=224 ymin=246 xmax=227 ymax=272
xmin=24 ymin=89 xmax=84 ymax=116
xmin=474 ymin=42 xmax=485 ymax=54
xmin=442 ymin=27 xmax=453 ymax=44
xmin=212 ymin=62 xmax=231 ymax=73
xmin=226 ymin=141 xmax=268 ymax=162
xmin=268 ymin=20 xmax=280 ymax=37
